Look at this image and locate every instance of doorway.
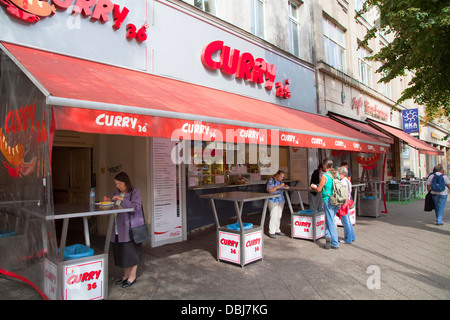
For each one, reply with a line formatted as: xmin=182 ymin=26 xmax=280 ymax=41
xmin=52 ymin=147 xmax=92 ymax=204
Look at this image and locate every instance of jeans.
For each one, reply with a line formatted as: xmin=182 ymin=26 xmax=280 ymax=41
xmin=324 ymin=200 xmax=339 ymax=247
xmin=340 ymin=214 xmax=355 ymax=243
xmin=432 ymin=194 xmax=447 ymax=224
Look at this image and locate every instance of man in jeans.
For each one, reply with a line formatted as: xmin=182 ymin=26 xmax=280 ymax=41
xmin=266 ymin=170 xmax=289 ymax=238
xmin=427 ymin=164 xmax=450 ymax=225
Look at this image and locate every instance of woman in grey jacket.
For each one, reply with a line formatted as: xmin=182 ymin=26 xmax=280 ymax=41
xmin=104 ymin=172 xmax=145 ymax=288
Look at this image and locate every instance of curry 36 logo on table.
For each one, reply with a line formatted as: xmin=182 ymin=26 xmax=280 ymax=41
xmin=0 ymin=0 xmax=148 ymax=41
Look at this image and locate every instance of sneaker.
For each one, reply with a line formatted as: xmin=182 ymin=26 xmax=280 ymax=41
xmin=269 ymin=234 xmax=276 ymax=239
xmin=331 ymin=246 xmax=339 ymax=250
xmin=275 ymin=232 xmax=285 ymax=236
xmin=324 ymin=237 xmax=331 ymax=249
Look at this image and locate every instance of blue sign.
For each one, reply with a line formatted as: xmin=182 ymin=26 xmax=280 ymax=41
xmin=402 ymin=109 xmax=419 ymax=133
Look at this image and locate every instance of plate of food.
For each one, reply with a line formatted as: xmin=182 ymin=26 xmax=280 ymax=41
xmin=96 ymin=201 xmax=115 ymax=206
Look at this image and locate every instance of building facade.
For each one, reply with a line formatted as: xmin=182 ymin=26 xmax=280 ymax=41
xmin=181 ymin=0 xmax=448 ymax=177
xmin=0 ymin=0 xmax=447 ymax=299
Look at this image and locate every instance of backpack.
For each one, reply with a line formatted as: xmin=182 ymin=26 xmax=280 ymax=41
xmin=265 ymin=177 xmax=275 ymax=193
xmin=431 ymin=174 xmax=446 ymax=192
xmin=324 ymin=172 xmax=349 ymax=207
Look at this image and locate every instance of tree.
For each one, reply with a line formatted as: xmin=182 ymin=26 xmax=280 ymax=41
xmin=357 ymin=0 xmax=450 ymax=124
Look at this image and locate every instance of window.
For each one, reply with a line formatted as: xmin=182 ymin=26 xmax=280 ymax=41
xmin=323 ymin=17 xmax=345 ymax=71
xmin=251 ymin=0 xmax=265 ymax=39
xmin=288 ymin=1 xmax=300 ymax=57
xmin=358 ymin=47 xmax=373 ymax=87
xmin=355 ymin=0 xmax=368 ymax=20
xmin=382 ymin=79 xmax=392 ymax=99
xmin=194 ymin=0 xmax=216 ymax=14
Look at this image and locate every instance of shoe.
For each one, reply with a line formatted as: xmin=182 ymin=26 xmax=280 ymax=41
xmin=269 ymin=234 xmax=276 ymax=239
xmin=275 ymin=232 xmax=285 ymax=236
xmin=115 ymin=278 xmax=128 ymax=285
xmin=331 ymin=246 xmax=339 ymax=250
xmin=324 ymin=237 xmax=331 ymax=249
xmin=122 ymin=279 xmax=136 ymax=288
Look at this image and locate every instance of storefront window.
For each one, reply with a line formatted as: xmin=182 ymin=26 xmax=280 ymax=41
xmin=187 ymin=141 xmax=289 ymax=188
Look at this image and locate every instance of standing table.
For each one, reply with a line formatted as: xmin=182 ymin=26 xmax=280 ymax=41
xmin=199 ymin=191 xmax=279 ymax=267
xmin=48 ymin=203 xmax=134 ymax=300
xmin=283 ymin=188 xmax=325 ymax=241
xmin=284 ymin=186 xmax=308 ymax=212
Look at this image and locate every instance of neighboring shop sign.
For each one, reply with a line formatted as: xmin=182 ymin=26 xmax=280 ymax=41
xmin=352 ymin=97 xmax=389 ymax=121
xmin=402 ymin=108 xmax=419 ymax=133
xmin=0 ymin=0 xmax=148 ymax=41
xmin=201 ymin=41 xmax=291 ymax=99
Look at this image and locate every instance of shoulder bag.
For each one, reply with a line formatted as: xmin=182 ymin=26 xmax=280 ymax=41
xmin=128 ymin=189 xmax=150 ymax=244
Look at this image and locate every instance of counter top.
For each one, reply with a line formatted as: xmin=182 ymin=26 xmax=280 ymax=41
xmin=199 ymin=191 xmax=280 ymax=202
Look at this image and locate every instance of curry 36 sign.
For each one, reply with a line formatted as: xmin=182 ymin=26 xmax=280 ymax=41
xmin=201 ymin=40 xmax=291 ymax=99
xmin=0 ymin=0 xmax=148 ymax=41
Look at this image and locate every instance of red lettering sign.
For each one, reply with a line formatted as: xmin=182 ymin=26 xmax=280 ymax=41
xmin=245 ymin=238 xmax=261 ymax=247
xmin=220 ymin=238 xmax=239 ymax=248
xmin=66 ymin=270 xmax=102 ymax=286
xmin=201 ymin=41 xmax=289 ymax=98
xmin=0 ymin=0 xmax=144 ymax=42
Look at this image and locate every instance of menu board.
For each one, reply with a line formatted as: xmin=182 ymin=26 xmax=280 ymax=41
xmin=151 ymin=138 xmax=183 ymax=247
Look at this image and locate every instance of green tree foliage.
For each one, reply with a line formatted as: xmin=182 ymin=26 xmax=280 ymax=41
xmin=357 ymin=0 xmax=450 ymax=124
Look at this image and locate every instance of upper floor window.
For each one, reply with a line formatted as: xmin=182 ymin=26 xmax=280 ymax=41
xmin=355 ymin=0 xmax=368 ymax=20
xmin=251 ymin=0 xmax=265 ymax=39
xmin=358 ymin=47 xmax=373 ymax=87
xmin=193 ymin=0 xmax=216 ymax=14
xmin=323 ymin=17 xmax=345 ymax=72
xmin=288 ymin=1 xmax=300 ymax=57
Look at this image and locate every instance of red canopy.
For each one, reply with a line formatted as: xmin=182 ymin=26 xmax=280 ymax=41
xmin=367 ymin=120 xmax=443 ymax=156
xmin=2 ymin=42 xmax=390 ymax=153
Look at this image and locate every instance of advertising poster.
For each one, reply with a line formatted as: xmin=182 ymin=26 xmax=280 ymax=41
xmin=151 ymin=138 xmax=183 ymax=247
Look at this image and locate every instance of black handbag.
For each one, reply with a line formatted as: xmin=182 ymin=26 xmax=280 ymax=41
xmin=424 ymin=191 xmax=435 ymax=212
xmin=127 ymin=190 xmax=150 ymax=244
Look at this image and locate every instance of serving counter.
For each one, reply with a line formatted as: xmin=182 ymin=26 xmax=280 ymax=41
xmin=48 ymin=203 xmax=134 ymax=300
xmin=199 ymin=191 xmax=279 ymax=267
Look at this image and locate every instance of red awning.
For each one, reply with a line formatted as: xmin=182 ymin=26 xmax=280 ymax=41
xmin=2 ymin=42 xmax=390 ymax=153
xmin=367 ymin=120 xmax=443 ymax=156
xmin=328 ymin=113 xmax=394 ymax=145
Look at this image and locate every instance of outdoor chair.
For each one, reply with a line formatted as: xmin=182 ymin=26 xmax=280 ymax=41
xmin=387 ymin=183 xmax=401 ymax=201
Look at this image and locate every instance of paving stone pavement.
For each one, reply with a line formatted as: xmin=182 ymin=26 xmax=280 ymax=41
xmin=1 ymin=197 xmax=449 ymax=302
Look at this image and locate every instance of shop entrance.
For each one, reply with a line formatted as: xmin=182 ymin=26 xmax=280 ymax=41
xmin=52 ymin=147 xmax=92 ymax=204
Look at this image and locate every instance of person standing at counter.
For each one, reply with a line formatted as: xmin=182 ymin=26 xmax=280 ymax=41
xmin=266 ymin=170 xmax=289 ymax=239
xmin=310 ymin=159 xmax=340 ymax=249
xmin=104 ymin=172 xmax=145 ymax=288
xmin=337 ymin=166 xmax=355 ymax=244
xmin=310 ymin=163 xmax=324 ymax=212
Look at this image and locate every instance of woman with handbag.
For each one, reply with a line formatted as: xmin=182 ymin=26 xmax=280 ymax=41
xmin=104 ymin=172 xmax=146 ymax=288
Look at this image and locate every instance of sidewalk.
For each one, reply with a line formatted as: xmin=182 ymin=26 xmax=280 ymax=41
xmin=1 ymin=197 xmax=449 ymax=300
